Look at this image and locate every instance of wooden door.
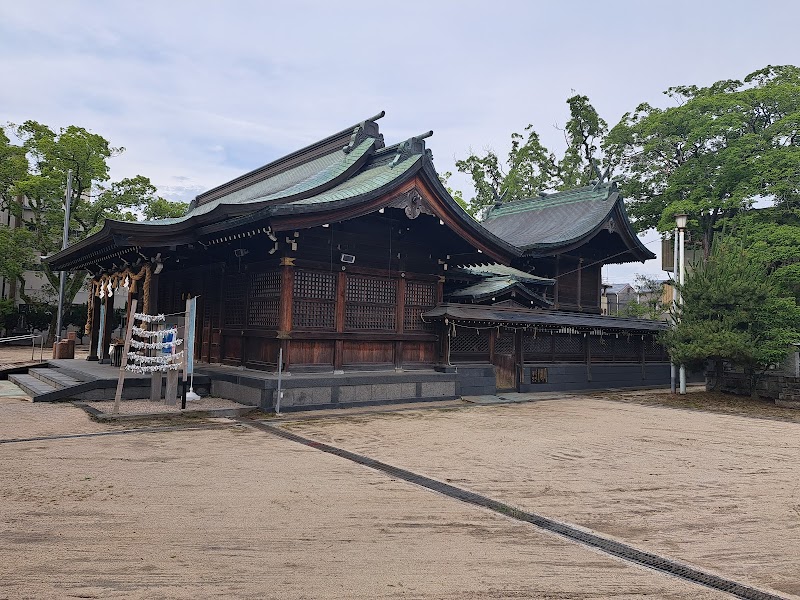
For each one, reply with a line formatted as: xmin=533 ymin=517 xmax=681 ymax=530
xmin=493 ymin=329 xmax=516 ymax=391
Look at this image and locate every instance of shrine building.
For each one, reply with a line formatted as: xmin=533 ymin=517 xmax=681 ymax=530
xmin=46 ymin=112 xmax=669 ymax=410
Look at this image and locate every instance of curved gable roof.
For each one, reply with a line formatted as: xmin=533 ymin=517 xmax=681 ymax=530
xmin=481 ymin=182 xmax=654 ymax=262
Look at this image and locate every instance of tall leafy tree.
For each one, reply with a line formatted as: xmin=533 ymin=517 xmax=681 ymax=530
xmin=455 ymin=94 xmax=608 ymax=217
xmin=663 ymin=235 xmax=800 ymax=395
xmin=605 ymin=65 xmax=800 ymax=256
xmin=3 ymin=121 xmax=186 ymax=340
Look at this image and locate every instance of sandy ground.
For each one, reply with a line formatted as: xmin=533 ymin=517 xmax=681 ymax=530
xmin=285 ymin=398 xmax=800 ymax=599
xmin=0 ymin=403 xmax=731 ymax=600
xmin=0 ymin=343 xmax=89 ymax=368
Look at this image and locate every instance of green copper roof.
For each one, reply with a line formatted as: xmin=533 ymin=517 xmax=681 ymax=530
xmin=175 ymin=137 xmax=375 ymax=221
xmin=287 ymin=153 xmax=421 ymax=207
xmin=482 ymin=183 xmax=618 ymax=250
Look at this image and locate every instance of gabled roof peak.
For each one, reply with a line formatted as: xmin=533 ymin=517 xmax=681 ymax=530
xmin=192 ymin=111 xmax=387 ymax=209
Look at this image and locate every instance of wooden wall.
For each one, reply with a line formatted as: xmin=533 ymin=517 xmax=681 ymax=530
xmin=172 ymin=213 xmax=447 ymax=372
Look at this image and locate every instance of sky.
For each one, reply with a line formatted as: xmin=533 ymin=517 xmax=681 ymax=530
xmin=2 ymin=0 xmax=798 ymax=284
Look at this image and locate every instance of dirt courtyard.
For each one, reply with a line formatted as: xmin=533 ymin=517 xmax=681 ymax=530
xmin=0 ymin=391 xmax=798 ymax=599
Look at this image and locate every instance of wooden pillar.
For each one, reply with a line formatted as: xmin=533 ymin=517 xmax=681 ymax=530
xmin=577 ymin=257 xmax=583 ymax=310
xmin=641 ymin=335 xmax=647 ymax=380
xmin=99 ymin=292 xmax=115 ymax=364
xmin=87 ymin=286 xmax=101 ymax=361
xmin=395 ymin=277 xmax=406 ymax=370
xmin=586 ymin=333 xmax=592 ymax=382
xmin=277 ymin=257 xmax=295 ymax=372
xmin=554 ymin=256 xmax=560 ymax=308
xmin=334 ymin=270 xmax=346 ymax=372
xmin=515 ymin=329 xmax=523 ymax=391
xmin=442 ymin=322 xmax=451 ymax=365
xmin=436 ymin=275 xmax=444 ymax=304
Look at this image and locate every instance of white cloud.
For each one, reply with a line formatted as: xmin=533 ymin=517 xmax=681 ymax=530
xmin=2 ymin=0 xmax=798 ymax=278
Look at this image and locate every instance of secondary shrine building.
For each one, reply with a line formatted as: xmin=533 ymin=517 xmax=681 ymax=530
xmin=47 ymin=112 xmax=669 ymax=410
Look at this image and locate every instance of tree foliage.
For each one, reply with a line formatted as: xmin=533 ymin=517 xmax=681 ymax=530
xmin=455 ymin=95 xmax=607 ymax=217
xmin=605 ymin=65 xmax=800 ymax=255
xmin=730 ymin=205 xmax=800 ymax=301
xmin=662 ymin=235 xmax=800 ymax=393
xmin=1 ymin=121 xmax=186 ymax=341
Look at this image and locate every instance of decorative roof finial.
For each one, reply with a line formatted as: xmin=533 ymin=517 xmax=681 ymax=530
xmin=343 ymin=111 xmax=386 ymax=154
xmin=390 ymin=130 xmax=433 ymax=168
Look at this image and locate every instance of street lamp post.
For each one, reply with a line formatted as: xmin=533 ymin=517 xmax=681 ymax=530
xmin=670 ymin=227 xmax=678 ymax=393
xmin=675 ymin=213 xmax=688 ymax=395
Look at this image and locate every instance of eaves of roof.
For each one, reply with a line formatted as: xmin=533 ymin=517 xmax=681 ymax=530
xmin=423 ymin=303 xmax=669 ymax=332
xmin=449 ymin=278 xmax=554 ymax=306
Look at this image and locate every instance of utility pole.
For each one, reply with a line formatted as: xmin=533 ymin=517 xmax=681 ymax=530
xmin=55 ymin=170 xmax=73 ymax=342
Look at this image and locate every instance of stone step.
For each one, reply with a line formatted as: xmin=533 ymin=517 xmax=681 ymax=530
xmin=28 ymin=368 xmax=83 ymax=389
xmin=8 ymin=374 xmax=58 ymax=399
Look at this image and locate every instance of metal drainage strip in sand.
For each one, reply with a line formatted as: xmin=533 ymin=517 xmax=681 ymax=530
xmin=248 ymin=421 xmax=787 ymax=600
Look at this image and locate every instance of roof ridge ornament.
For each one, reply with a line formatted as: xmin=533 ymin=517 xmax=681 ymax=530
xmin=390 ymin=130 xmax=433 ymax=168
xmin=590 ymin=158 xmax=613 ymax=191
xmin=343 ymin=112 xmax=386 ymax=154
xmin=493 ymin=188 xmax=508 ymax=208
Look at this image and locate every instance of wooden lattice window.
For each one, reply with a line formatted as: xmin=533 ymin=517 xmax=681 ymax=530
xmin=614 ymin=335 xmax=641 ymax=360
xmin=523 ymin=334 xmax=552 ymax=358
xmin=495 ymin=331 xmax=514 ymax=354
xmin=345 ymin=275 xmax=396 ymax=331
xmin=589 ymin=336 xmax=613 ymax=362
xmin=404 ymin=280 xmax=436 ymax=331
xmin=248 ymin=271 xmax=281 ymax=328
xmin=292 ymin=270 xmax=336 ymax=329
xmin=223 ymin=274 xmax=248 ymax=327
xmin=450 ymin=329 xmax=490 ymax=354
xmin=553 ymin=334 xmax=584 ymax=361
xmin=644 ymin=336 xmax=667 ymax=360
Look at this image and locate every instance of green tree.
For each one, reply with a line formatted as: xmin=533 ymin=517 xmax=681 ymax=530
xmin=605 ymin=65 xmax=800 ymax=256
xmin=0 ymin=298 xmax=18 ymax=335
xmin=438 ymin=171 xmax=469 ymax=213
xmin=0 ymin=226 xmax=36 ymax=289
xmin=663 ymin=235 xmax=800 ymax=395
xmin=4 ymin=121 xmax=185 ymax=341
xmin=0 ymin=128 xmax=28 ymax=211
xmin=730 ymin=206 xmax=800 ymax=301
xmin=455 ymin=94 xmax=608 ymax=217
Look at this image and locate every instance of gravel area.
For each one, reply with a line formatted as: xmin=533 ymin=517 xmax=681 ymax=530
xmin=85 ymin=396 xmax=248 ymax=415
xmin=285 ymin=397 xmax=800 ymax=599
xmin=0 ymin=420 xmax=727 ymax=599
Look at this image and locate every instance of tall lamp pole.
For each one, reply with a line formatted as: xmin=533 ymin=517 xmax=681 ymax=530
xmin=55 ymin=170 xmax=73 ymax=342
xmin=670 ymin=227 xmax=678 ymax=393
xmin=675 ymin=213 xmax=688 ymax=395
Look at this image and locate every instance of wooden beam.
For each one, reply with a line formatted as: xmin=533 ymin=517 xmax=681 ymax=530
xmin=87 ymin=286 xmax=101 ymax=361
xmin=334 ymin=270 xmax=346 ymax=371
